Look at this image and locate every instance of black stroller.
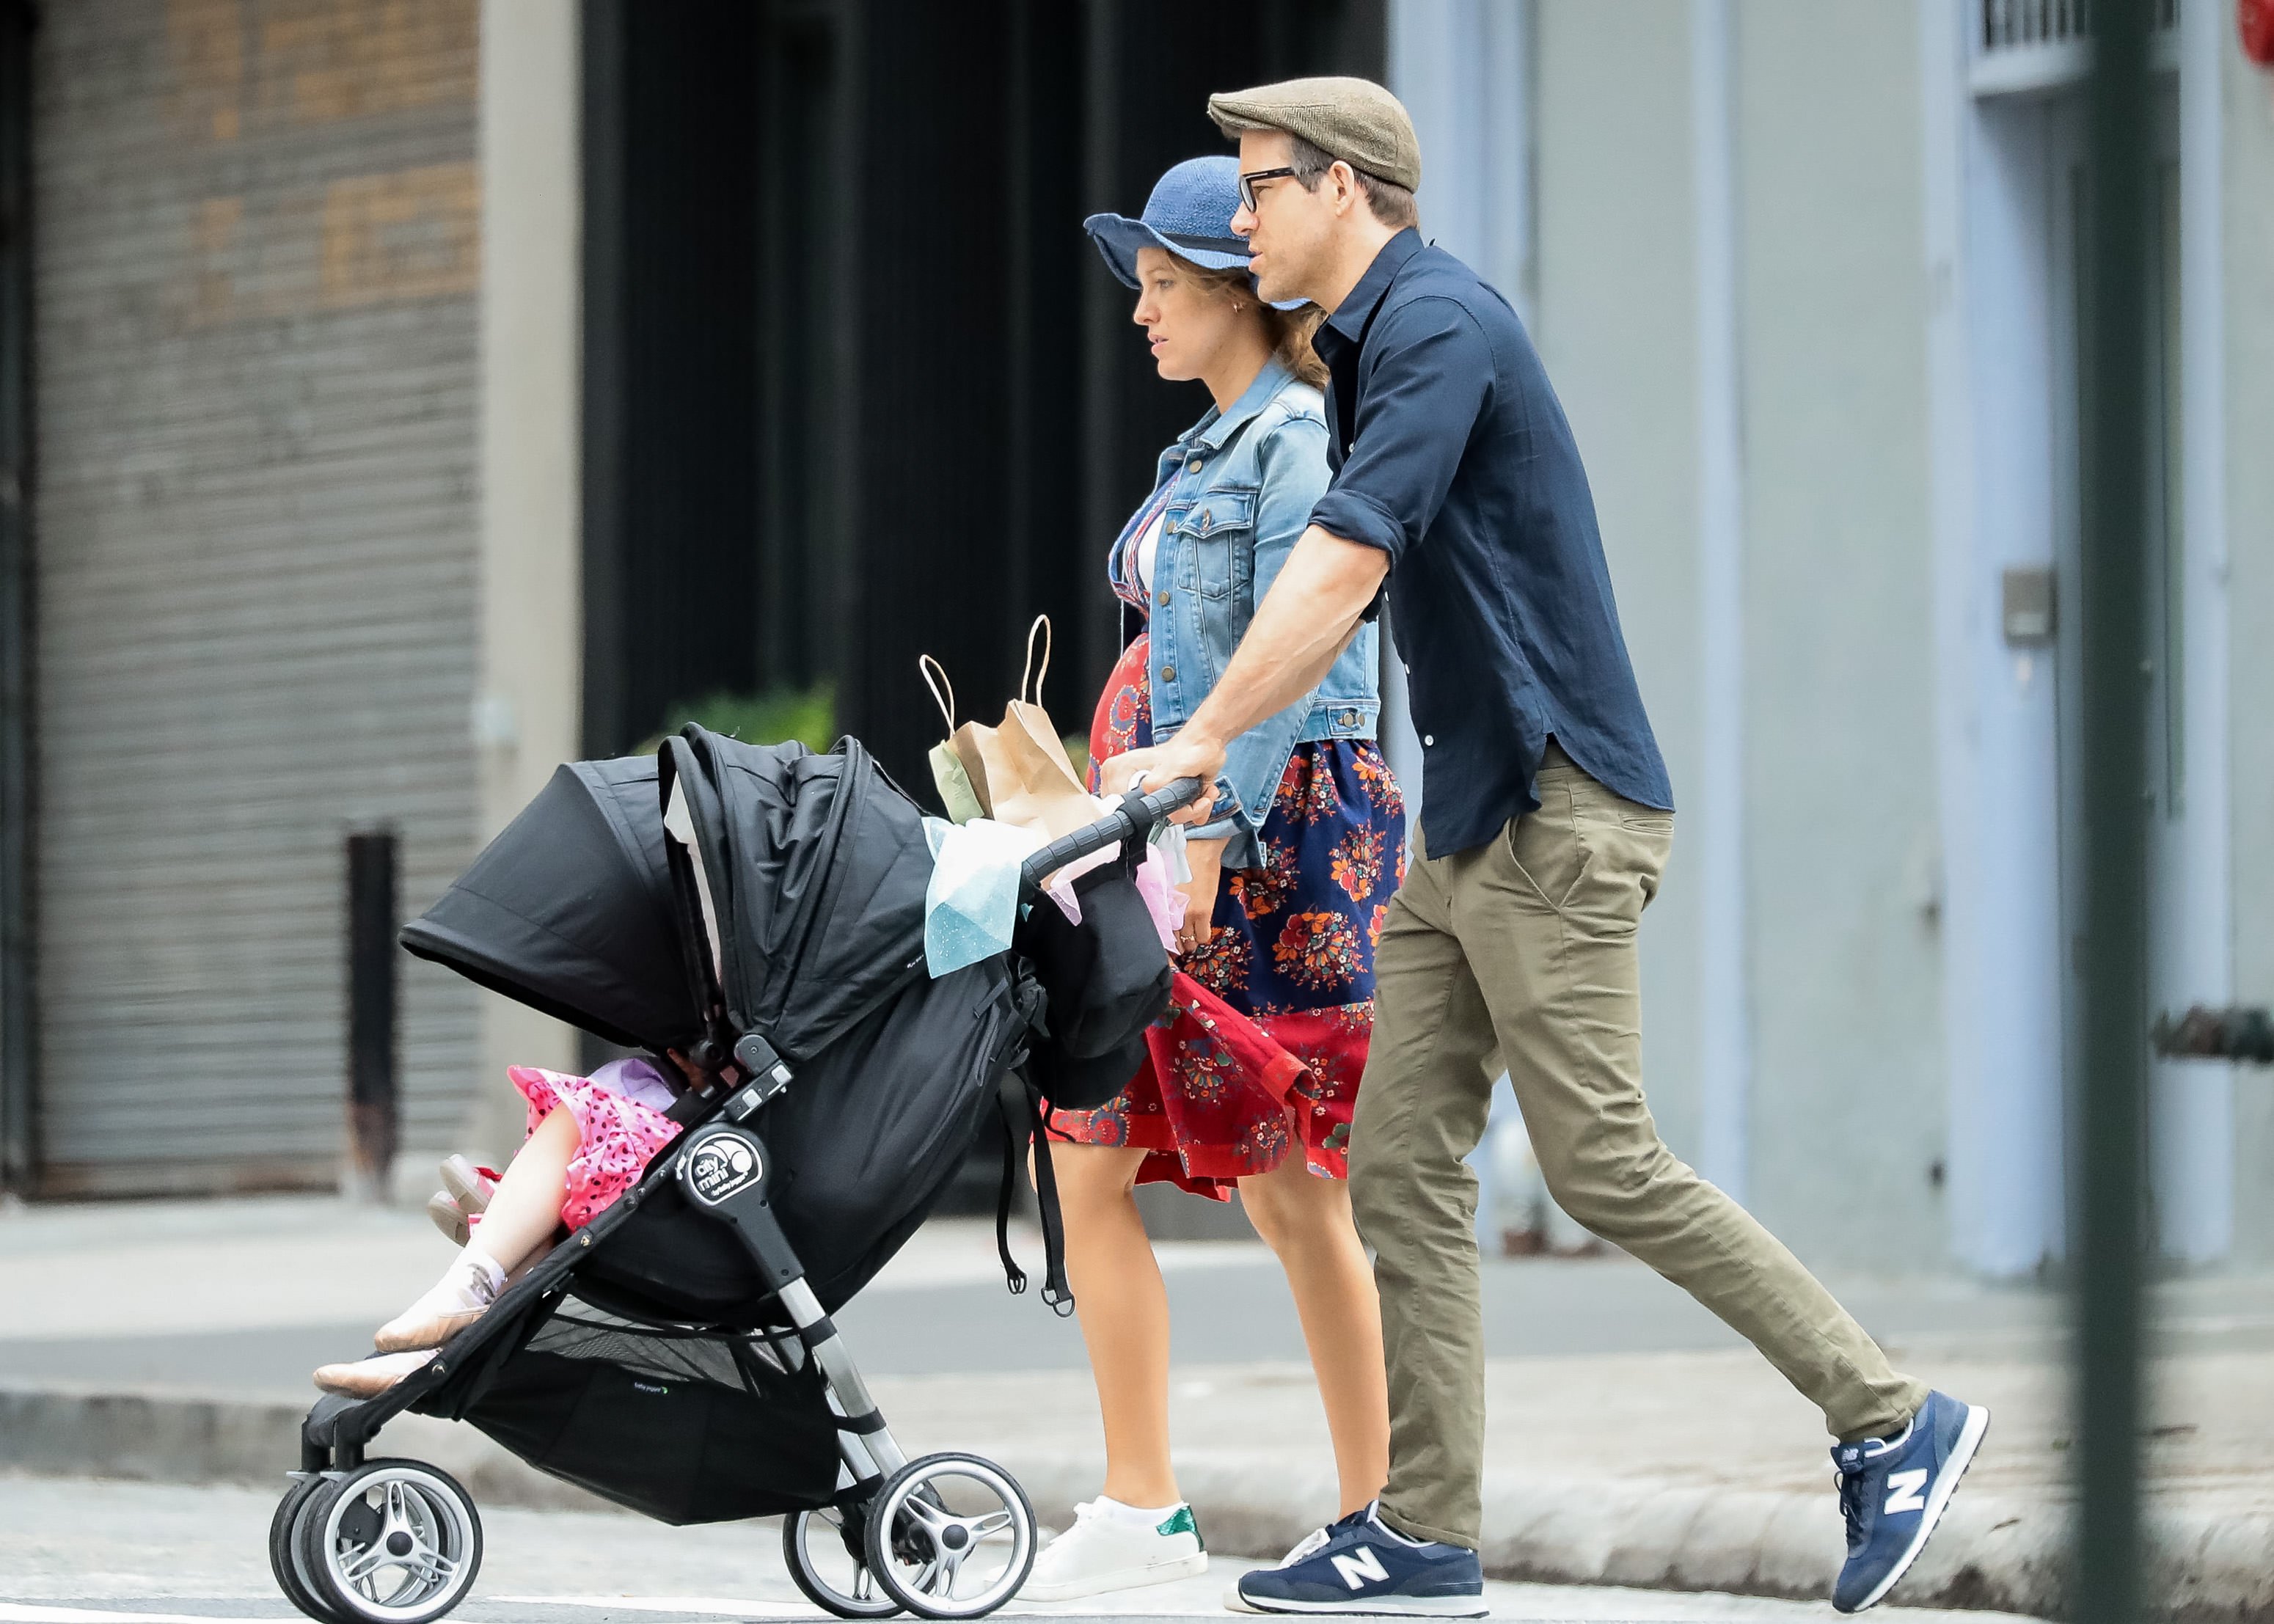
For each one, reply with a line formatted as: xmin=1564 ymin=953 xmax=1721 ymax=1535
xmin=267 ymin=727 xmax=1199 ymax=1624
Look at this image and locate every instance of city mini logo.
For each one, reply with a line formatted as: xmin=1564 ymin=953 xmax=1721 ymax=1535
xmin=1883 ymin=1469 xmax=1928 ymax=1515
xmin=687 ymin=1133 xmax=762 ymax=1205
xmin=1331 ymin=1547 xmax=1389 ymax=1592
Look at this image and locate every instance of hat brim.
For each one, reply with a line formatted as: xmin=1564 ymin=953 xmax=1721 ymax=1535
xmin=1083 ymin=213 xmax=1308 ymax=312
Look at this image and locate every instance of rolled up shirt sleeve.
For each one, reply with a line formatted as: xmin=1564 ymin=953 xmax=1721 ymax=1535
xmin=1309 ymin=296 xmax=1494 ymax=566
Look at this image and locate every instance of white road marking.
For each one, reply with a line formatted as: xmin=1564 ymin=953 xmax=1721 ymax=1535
xmin=0 ymin=1608 xmax=287 ymax=1624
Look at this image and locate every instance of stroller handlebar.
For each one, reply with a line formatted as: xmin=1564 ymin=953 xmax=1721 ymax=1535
xmin=1018 ymin=777 xmax=1208 ymax=893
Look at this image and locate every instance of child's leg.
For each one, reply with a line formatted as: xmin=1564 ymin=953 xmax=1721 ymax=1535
xmin=466 ymin=1103 xmax=579 ymax=1272
xmin=369 ymin=1105 xmax=580 ymax=1354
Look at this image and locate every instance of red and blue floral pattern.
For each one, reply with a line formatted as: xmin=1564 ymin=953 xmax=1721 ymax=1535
xmin=1048 ymin=632 xmax=1407 ymax=1198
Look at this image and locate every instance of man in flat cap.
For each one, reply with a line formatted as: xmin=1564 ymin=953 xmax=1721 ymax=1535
xmin=1105 ymin=74 xmax=1985 ymax=1618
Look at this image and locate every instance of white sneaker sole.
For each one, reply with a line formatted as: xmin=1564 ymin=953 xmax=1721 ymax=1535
xmin=1020 ymin=1550 xmax=1207 ymax=1603
xmin=1847 ymin=1402 xmax=1992 ymax=1613
xmin=1234 ymin=1591 xmax=1487 ymax=1617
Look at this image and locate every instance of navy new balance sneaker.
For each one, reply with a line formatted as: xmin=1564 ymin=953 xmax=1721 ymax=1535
xmin=1235 ymin=1504 xmax=1486 ymax=1616
xmin=1832 ymin=1390 xmax=1990 ymax=1612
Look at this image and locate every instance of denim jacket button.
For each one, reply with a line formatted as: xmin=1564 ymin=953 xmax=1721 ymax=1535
xmin=1187 ymin=457 xmax=1202 ymax=472
xmin=1156 ymin=590 xmax=1170 ymax=607
xmin=1339 ymin=710 xmax=1357 ymax=728
xmin=1161 ymin=665 xmax=1177 ymax=682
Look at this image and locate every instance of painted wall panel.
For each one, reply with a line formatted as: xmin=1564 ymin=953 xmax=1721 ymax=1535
xmin=1532 ymin=0 xmax=1705 ymax=1162
xmin=1733 ymin=1 xmax=1945 ymax=1267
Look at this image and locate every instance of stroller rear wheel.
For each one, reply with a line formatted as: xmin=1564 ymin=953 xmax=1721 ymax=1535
xmin=296 ymin=1458 xmax=484 ymax=1624
xmin=861 ymin=1453 xmax=1036 ymax=1620
xmin=784 ymin=1502 xmax=902 ymax=1618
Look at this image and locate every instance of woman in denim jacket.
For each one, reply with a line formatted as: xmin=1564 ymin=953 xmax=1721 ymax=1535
xmin=1024 ymin=157 xmax=1408 ymax=1603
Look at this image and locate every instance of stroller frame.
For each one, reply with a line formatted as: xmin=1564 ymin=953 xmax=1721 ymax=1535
xmin=274 ymin=773 xmax=1204 ymax=1624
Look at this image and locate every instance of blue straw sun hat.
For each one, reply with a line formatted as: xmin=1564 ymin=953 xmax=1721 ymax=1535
xmin=1083 ymin=155 xmax=1307 ymax=311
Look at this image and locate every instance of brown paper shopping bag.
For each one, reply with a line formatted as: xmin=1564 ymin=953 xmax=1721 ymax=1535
xmin=987 ymin=616 xmax=1104 ymax=843
xmin=919 ymin=654 xmax=986 ymax=824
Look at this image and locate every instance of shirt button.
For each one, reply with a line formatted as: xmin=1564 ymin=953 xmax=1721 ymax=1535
xmin=1424 ymin=734 xmax=1434 ymax=747
xmin=1156 ymin=590 xmax=1170 ymax=606
xmin=1162 ymin=665 xmax=1177 ymax=682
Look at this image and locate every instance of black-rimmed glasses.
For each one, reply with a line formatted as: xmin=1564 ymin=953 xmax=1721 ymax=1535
xmin=1237 ymin=167 xmax=1299 ymax=212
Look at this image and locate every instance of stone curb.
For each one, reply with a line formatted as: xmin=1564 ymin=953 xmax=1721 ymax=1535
xmin=7 ymin=1381 xmax=2270 ymax=1621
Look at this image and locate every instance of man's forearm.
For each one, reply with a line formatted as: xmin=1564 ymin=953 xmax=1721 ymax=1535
xmin=1177 ymin=526 xmax=1389 ymax=754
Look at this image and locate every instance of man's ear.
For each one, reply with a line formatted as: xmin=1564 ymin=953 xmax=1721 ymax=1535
xmin=1329 ymin=160 xmax=1361 ymax=218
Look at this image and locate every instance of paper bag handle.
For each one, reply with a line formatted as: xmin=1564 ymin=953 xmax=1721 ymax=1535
xmin=918 ymin=654 xmax=957 ymax=734
xmin=1019 ymin=615 xmax=1052 ymax=706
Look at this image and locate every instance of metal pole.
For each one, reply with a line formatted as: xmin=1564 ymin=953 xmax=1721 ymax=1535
xmin=346 ymin=830 xmax=401 ymax=1201
xmin=2074 ymin=5 xmax=2154 ymax=1622
xmin=0 ymin=0 xmax=34 ymax=1195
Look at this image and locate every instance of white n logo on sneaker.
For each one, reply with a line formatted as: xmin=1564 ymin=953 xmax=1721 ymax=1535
xmin=1330 ymin=1548 xmax=1390 ymax=1592
xmin=1883 ymin=1468 xmax=1929 ymax=1515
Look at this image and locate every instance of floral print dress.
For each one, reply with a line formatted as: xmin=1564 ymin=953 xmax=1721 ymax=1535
xmin=1047 ymin=632 xmax=1407 ymax=1198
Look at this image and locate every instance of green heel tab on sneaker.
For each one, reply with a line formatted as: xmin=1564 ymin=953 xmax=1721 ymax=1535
xmin=1157 ymin=1504 xmax=1203 ymax=1547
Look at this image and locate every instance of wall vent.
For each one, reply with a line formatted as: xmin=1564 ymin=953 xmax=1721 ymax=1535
xmin=1975 ymin=0 xmax=2180 ymax=96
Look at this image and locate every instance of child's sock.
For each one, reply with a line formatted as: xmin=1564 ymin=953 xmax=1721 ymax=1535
xmin=375 ymin=1246 xmax=507 ymax=1352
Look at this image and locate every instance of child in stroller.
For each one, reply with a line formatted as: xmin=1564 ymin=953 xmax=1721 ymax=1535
xmin=269 ymin=728 xmax=1199 ymax=1624
xmin=312 ymin=1051 xmax=703 ymax=1397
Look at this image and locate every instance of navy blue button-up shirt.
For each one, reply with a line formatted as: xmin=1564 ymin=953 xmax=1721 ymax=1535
xmin=1309 ymin=229 xmax=1672 ymax=856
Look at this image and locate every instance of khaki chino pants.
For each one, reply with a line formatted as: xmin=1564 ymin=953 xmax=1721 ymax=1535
xmin=1348 ymin=747 xmax=1929 ymax=1548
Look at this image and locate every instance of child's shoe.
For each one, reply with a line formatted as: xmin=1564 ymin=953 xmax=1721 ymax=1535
xmin=425 ymin=1157 xmax=500 ymax=1246
xmin=312 ymin=1349 xmax=437 ymax=1397
xmin=425 ymin=1190 xmax=471 ymax=1246
xmin=374 ymin=1248 xmax=506 ymax=1352
xmin=439 ymin=1155 xmax=500 ymax=1215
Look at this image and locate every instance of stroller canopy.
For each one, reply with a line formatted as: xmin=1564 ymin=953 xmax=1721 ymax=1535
xmin=401 ymin=756 xmax=703 ymax=1053
xmin=659 ymin=728 xmax=932 ymax=1063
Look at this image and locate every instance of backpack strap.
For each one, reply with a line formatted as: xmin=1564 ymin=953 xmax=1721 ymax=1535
xmin=992 ymin=1069 xmax=1074 ymax=1315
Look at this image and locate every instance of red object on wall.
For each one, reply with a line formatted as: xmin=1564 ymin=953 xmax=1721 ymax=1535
xmin=2243 ymin=0 xmax=2274 ymax=66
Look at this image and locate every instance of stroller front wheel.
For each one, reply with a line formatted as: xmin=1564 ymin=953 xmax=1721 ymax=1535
xmin=862 ymin=1454 xmax=1037 ymax=1620
xmin=784 ymin=1503 xmax=903 ymax=1618
xmin=296 ymin=1458 xmax=483 ymax=1624
xmin=270 ymin=1476 xmax=348 ymax=1624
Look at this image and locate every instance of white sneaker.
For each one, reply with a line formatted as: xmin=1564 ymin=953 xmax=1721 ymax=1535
xmin=1021 ymin=1498 xmax=1207 ymax=1602
xmin=1223 ymin=1521 xmax=1333 ymax=1612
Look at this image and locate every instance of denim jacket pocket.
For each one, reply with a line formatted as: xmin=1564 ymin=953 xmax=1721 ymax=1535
xmin=1176 ymin=486 xmax=1257 ymax=602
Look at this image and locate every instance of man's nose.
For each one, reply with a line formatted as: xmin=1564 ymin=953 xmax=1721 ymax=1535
xmin=1229 ymin=204 xmax=1254 ymax=237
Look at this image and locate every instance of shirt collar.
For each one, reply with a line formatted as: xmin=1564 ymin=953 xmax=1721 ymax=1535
xmin=1187 ymin=356 xmax=1295 ymax=451
xmin=1322 ymin=228 xmax=1427 ymax=343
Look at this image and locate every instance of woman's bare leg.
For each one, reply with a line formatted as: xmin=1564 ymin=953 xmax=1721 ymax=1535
xmin=1052 ymin=1141 xmax=1180 ymax=1508
xmin=1238 ymin=1152 xmax=1390 ymax=1516
xmin=467 ymin=1104 xmax=579 ymax=1271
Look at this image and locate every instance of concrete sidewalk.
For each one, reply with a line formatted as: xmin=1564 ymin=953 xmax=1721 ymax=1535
xmin=4 ymin=1197 xmax=2272 ymax=1620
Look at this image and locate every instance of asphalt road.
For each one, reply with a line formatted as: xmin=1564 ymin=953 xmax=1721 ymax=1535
xmin=0 ymin=1477 xmax=2030 ymax=1624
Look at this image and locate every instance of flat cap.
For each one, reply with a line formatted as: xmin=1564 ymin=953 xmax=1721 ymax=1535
xmin=1207 ymin=76 xmax=1421 ymax=193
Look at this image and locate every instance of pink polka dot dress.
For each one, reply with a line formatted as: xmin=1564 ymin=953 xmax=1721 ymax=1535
xmin=503 ymin=1058 xmax=680 ymax=1231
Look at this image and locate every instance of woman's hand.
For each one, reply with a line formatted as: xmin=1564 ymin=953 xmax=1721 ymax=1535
xmin=1099 ymin=732 xmax=1229 ymax=824
xmin=1177 ymin=838 xmax=1229 ymax=956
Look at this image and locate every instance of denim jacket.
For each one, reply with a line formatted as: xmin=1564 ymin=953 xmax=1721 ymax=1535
xmin=1111 ymin=358 xmax=1381 ymax=868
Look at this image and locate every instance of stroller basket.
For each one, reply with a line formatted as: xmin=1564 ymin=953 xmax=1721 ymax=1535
xmin=273 ymin=734 xmax=1204 ymax=1624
